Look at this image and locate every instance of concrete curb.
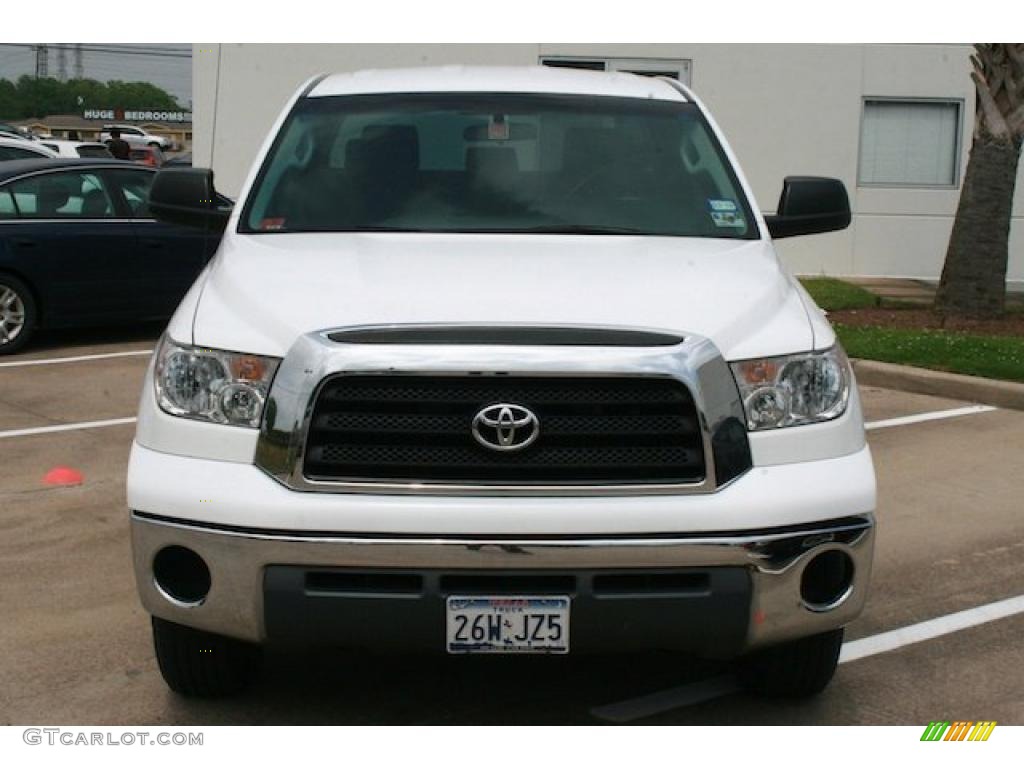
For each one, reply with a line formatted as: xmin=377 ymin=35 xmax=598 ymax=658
xmin=852 ymin=359 xmax=1024 ymax=411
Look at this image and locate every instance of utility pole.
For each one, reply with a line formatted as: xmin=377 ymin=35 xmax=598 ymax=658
xmin=56 ymin=44 xmax=67 ymax=81
xmin=35 ymin=44 xmax=49 ymax=78
xmin=73 ymin=44 xmax=84 ymax=79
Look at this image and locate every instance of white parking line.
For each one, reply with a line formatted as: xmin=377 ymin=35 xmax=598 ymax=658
xmin=0 ymin=396 xmax=997 ymax=444
xmin=865 ymin=404 xmax=997 ymax=431
xmin=838 ymin=593 xmax=1024 ymax=663
xmin=0 ymin=349 xmax=153 ymax=368
xmin=0 ymin=417 xmax=137 ymax=440
xmin=591 ymin=593 xmax=1024 ymax=722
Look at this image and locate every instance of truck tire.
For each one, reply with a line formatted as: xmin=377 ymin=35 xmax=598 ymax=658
xmin=151 ymin=617 xmax=261 ymax=697
xmin=738 ymin=628 xmax=844 ymax=698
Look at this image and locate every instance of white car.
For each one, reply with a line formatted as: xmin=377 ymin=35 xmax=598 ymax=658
xmin=39 ymin=140 xmax=113 ymax=159
xmin=131 ymin=66 xmax=876 ymax=699
xmin=0 ymin=136 xmax=57 ymax=161
xmin=100 ymin=124 xmax=174 ymax=151
xmin=0 ymin=122 xmax=32 ymax=140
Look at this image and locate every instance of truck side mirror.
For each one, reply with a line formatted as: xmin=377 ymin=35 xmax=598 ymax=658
xmin=765 ymin=177 xmax=850 ymax=239
xmin=149 ymin=167 xmax=231 ymax=233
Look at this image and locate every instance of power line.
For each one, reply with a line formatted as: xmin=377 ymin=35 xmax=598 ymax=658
xmin=73 ymin=45 xmax=192 ymax=59
xmin=88 ymin=44 xmax=191 ymax=54
xmin=79 ymin=64 xmax=190 ymax=84
xmin=0 ymin=43 xmax=191 ymax=54
xmin=0 ymin=43 xmax=191 ymax=60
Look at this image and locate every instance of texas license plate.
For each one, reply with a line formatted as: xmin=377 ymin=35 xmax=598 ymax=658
xmin=446 ymin=596 xmax=570 ymax=654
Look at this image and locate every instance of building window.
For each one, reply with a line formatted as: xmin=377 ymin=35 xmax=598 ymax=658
xmin=541 ymin=57 xmax=692 ymax=86
xmin=858 ymin=98 xmax=962 ymax=187
xmin=542 ymin=59 xmax=605 ymax=71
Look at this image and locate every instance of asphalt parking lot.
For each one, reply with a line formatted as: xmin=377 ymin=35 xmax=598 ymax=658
xmin=1 ymin=327 xmax=1023 ymax=725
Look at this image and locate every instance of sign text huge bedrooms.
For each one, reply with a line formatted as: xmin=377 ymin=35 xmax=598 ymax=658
xmin=82 ymin=109 xmax=192 ymax=123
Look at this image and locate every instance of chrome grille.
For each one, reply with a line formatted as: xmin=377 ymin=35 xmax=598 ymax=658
xmin=302 ymin=375 xmax=706 ymax=485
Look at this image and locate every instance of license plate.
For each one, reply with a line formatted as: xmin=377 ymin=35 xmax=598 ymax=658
xmin=446 ymin=596 xmax=570 ymax=654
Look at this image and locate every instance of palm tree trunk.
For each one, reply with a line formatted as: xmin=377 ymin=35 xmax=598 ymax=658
xmin=936 ymin=134 xmax=1021 ymax=318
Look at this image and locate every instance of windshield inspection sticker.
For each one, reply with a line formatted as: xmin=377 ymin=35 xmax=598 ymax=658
xmin=707 ymin=199 xmax=745 ymax=228
xmin=488 ymin=114 xmax=510 ymax=141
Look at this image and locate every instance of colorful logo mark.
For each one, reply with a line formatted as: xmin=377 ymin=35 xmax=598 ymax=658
xmin=921 ymin=721 xmax=996 ymax=742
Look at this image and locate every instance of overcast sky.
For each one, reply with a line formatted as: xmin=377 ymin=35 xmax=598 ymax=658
xmin=0 ymin=43 xmax=192 ymax=107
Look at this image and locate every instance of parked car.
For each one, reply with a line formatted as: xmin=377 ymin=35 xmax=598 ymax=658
xmin=129 ymin=145 xmax=165 ymax=167
xmin=100 ymin=124 xmax=174 ymax=151
xmin=0 ymin=122 xmax=31 ymax=140
xmin=0 ymin=136 xmax=58 ymax=161
xmin=0 ymin=158 xmax=227 ymax=353
xmin=39 ymin=140 xmax=113 ymax=159
xmin=162 ymin=151 xmax=192 ymax=168
xmin=130 ymin=67 xmax=875 ymax=699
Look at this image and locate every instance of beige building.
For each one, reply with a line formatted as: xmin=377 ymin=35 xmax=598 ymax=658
xmin=14 ymin=114 xmax=192 ymax=148
xmin=193 ymin=44 xmax=1023 ymax=285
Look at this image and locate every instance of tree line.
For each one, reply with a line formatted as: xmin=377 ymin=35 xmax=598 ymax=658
xmin=0 ymin=76 xmax=184 ymax=120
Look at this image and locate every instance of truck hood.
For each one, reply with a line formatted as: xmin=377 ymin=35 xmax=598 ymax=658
xmin=187 ymin=232 xmax=815 ymax=360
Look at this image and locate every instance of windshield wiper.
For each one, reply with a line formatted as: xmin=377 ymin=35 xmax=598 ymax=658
xmin=335 ymin=225 xmax=434 ymax=233
xmin=518 ymin=224 xmax=647 ymax=235
xmin=288 ymin=224 xmax=650 ymax=235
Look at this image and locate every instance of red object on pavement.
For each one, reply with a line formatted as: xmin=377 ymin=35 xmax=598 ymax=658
xmin=43 ymin=466 xmax=84 ymax=486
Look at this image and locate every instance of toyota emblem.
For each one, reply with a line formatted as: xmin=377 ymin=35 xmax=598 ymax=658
xmin=471 ymin=403 xmax=540 ymax=452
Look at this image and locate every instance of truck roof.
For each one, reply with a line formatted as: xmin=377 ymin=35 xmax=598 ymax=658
xmin=308 ymin=65 xmax=689 ymax=102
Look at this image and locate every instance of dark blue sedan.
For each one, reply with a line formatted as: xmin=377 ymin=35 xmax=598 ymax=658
xmin=0 ymin=158 xmax=224 ymax=353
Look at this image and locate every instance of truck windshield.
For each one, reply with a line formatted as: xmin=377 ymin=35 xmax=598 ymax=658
xmin=241 ymin=93 xmax=758 ymax=239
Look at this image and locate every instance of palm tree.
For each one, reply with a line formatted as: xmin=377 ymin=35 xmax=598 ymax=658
xmin=936 ymin=44 xmax=1024 ymax=318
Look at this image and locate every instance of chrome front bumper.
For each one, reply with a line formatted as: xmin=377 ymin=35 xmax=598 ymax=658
xmin=131 ymin=512 xmax=875 ymax=652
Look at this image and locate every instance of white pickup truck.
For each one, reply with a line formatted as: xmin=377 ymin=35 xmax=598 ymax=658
xmin=129 ymin=66 xmax=876 ymax=699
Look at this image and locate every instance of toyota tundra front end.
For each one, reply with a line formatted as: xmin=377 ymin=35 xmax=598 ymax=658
xmin=128 ymin=66 xmax=875 ymax=698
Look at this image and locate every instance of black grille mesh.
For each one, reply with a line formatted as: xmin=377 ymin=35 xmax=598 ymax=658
xmin=303 ymin=376 xmax=705 ymax=485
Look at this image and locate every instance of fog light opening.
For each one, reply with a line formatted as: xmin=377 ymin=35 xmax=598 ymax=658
xmin=153 ymin=546 xmax=210 ymax=606
xmin=800 ymin=549 xmax=854 ymax=612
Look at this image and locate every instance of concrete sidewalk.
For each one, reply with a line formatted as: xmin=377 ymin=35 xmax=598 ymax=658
xmin=853 ymin=359 xmax=1024 ymax=411
xmin=798 ymin=276 xmax=1024 ymax=407
xmin=841 ymin=277 xmax=1024 ymax=309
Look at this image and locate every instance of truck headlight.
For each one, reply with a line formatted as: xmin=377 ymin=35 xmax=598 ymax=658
xmin=730 ymin=346 xmax=850 ymax=431
xmin=154 ymin=337 xmax=280 ymax=428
